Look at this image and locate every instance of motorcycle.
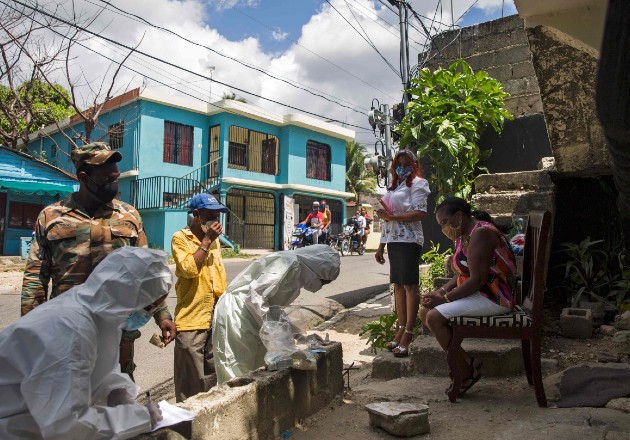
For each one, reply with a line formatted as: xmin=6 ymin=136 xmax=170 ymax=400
xmin=338 ymin=222 xmax=365 ymax=256
xmin=290 ymin=223 xmax=313 ymax=249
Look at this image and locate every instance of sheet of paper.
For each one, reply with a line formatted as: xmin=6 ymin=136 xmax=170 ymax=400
xmin=151 ymin=400 xmax=197 ymax=432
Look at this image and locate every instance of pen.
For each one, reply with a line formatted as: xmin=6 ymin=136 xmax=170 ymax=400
xmin=146 ymin=391 xmax=152 ymax=406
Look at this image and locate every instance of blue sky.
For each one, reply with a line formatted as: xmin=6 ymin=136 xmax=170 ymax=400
xmin=205 ymin=0 xmax=518 ymax=53
xmin=56 ymin=0 xmax=521 ymax=146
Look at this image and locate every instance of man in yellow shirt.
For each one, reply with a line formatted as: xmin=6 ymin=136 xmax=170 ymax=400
xmin=171 ymin=194 xmax=228 ymax=402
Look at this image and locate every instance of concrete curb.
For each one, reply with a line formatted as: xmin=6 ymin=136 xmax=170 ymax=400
xmin=315 ymin=290 xmax=390 ymax=331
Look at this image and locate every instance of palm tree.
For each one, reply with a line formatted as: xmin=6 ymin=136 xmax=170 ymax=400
xmin=345 ymin=141 xmax=376 ymax=203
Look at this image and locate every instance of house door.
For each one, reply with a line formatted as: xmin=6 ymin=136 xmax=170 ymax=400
xmin=208 ymin=125 xmax=221 ymax=180
xmin=225 ymin=189 xmax=275 ymax=249
xmin=0 ymin=192 xmax=6 ymax=255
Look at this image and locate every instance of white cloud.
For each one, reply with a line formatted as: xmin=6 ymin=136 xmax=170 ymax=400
xmin=16 ymin=0 xmax=515 ymax=148
xmin=271 ymin=29 xmax=289 ymax=41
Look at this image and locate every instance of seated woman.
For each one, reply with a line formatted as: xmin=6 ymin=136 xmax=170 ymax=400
xmin=420 ymin=197 xmax=517 ymax=395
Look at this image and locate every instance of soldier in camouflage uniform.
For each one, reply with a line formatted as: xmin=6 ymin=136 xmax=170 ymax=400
xmin=21 ymin=142 xmax=176 ymax=380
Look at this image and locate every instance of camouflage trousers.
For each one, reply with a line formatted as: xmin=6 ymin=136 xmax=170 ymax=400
xmin=120 ymin=329 xmax=141 ymax=381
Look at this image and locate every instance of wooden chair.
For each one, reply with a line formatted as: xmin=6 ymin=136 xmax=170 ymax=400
xmin=446 ymin=211 xmax=552 ymax=407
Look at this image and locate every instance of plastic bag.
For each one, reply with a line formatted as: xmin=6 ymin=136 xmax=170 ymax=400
xmin=260 ymin=306 xmax=298 ymax=370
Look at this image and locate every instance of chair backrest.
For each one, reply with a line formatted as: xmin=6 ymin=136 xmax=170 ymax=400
xmin=521 ymin=211 xmax=552 ymax=329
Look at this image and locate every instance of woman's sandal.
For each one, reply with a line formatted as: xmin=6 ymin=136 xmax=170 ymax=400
xmin=393 ymin=329 xmax=414 ymax=358
xmin=458 ymin=358 xmax=483 ymax=396
xmin=386 ymin=324 xmax=405 ymax=351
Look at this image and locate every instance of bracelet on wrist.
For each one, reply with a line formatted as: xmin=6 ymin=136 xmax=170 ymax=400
xmin=444 ymin=294 xmax=451 ymax=302
xmin=438 ymin=287 xmax=448 ymax=295
xmin=199 ymin=245 xmax=209 ymax=253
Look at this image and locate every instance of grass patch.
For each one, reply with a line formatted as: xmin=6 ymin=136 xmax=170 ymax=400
xmin=221 ymin=248 xmax=257 ymax=259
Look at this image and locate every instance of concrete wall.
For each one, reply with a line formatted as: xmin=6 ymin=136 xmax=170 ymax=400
xmin=526 ymin=25 xmax=610 ymax=176
xmin=422 ymin=14 xmax=611 ymax=178
xmin=140 ymin=343 xmax=343 ymax=440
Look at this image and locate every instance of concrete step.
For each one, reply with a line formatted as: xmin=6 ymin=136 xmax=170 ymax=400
xmin=472 ymin=190 xmax=554 ymax=216
xmin=372 ymin=335 xmax=524 ymax=380
xmin=475 ymin=170 xmax=554 ymax=193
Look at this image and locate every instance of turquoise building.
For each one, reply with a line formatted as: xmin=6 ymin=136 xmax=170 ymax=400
xmin=26 ymin=88 xmax=355 ymax=252
xmin=0 ymin=146 xmax=78 ymax=256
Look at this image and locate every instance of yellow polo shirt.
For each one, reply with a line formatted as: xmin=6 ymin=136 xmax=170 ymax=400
xmin=171 ymin=228 xmax=227 ymax=331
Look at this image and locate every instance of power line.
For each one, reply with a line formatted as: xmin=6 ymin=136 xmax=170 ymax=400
xmin=85 ymin=0 xmax=371 ymax=115
xmin=325 ymin=0 xmax=400 ymax=77
xmin=211 ymin=0 xmax=398 ymax=100
xmin=3 ymin=0 xmax=374 ymax=131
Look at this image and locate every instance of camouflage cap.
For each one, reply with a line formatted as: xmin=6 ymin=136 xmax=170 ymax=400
xmin=71 ymin=142 xmax=122 ymax=170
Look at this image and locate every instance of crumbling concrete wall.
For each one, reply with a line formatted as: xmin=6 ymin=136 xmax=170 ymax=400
xmin=526 ymin=25 xmax=610 ymax=176
xmin=139 ymin=343 xmax=343 ymax=440
xmin=425 ymin=15 xmax=542 ymax=118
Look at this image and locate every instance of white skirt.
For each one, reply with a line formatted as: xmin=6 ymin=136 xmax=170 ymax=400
xmin=434 ymin=292 xmax=511 ymax=320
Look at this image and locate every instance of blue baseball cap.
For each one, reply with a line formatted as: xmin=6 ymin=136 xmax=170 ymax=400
xmin=188 ymin=193 xmax=228 ymax=213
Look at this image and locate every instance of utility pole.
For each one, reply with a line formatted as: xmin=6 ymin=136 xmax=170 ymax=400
xmin=366 ymin=1 xmax=412 ymax=185
xmin=396 ymin=0 xmax=410 ymax=112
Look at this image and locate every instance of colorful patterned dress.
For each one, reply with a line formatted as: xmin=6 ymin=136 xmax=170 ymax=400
xmin=452 ymin=221 xmax=518 ymax=309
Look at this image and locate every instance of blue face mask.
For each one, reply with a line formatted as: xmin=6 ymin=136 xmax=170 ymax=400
xmin=396 ymin=166 xmax=413 ymax=181
xmin=124 ymin=309 xmax=153 ymax=331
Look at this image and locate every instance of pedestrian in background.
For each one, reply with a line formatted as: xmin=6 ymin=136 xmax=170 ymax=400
xmin=171 ymin=194 xmax=228 ymax=402
xmin=375 ymin=149 xmax=430 ymax=358
xmin=21 ymin=142 xmax=176 ymax=380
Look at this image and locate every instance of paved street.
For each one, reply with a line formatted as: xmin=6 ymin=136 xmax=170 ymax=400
xmin=0 ymin=252 xmax=388 ymax=399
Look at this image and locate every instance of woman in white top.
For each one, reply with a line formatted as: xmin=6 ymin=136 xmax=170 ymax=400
xmin=375 ymin=149 xmax=430 ymax=357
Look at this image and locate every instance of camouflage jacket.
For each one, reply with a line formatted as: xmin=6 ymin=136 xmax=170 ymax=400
xmin=21 ymin=193 xmax=172 ymax=323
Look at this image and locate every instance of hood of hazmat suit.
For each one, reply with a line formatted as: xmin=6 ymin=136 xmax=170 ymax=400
xmin=0 ymin=247 xmax=172 ymax=440
xmin=212 ymin=244 xmax=340 ymax=384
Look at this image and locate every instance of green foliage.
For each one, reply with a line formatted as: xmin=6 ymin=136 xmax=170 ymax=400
xmin=221 ymin=247 xmax=256 ymax=259
xmin=420 ymin=242 xmax=451 ymax=293
xmin=556 ymin=237 xmax=629 ymax=308
xmin=0 ymin=81 xmax=73 ymax=138
xmin=395 ymin=60 xmax=513 ymax=202
xmin=345 ymin=141 xmax=377 ymax=201
xmin=359 ymin=314 xmax=398 ymax=354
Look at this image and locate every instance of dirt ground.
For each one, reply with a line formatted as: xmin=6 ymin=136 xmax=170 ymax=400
xmin=290 ymin=313 xmax=630 ymax=440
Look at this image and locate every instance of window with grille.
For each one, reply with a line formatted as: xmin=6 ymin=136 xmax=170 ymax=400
xmin=109 ymin=122 xmax=124 ymax=149
xmin=163 ymin=121 xmax=194 ymax=166
xmin=306 ymin=140 xmax=331 ymax=181
xmin=228 ymin=126 xmax=279 ymax=175
xmin=8 ymin=202 xmax=43 ymax=229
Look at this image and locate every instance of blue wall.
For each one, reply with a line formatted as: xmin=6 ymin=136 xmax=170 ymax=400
xmin=26 ymin=104 xmax=141 ymax=177
xmin=137 ymin=101 xmax=206 ymax=179
xmin=141 ymin=209 xmax=187 ymax=254
xmin=1 ymin=148 xmax=78 ymax=255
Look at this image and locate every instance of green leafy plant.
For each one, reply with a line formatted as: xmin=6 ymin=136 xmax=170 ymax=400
xmin=395 ymin=60 xmax=513 ymax=202
xmin=557 ymin=237 xmax=614 ymax=307
xmin=420 ymin=242 xmax=452 ymax=293
xmin=359 ymin=314 xmax=398 ymax=354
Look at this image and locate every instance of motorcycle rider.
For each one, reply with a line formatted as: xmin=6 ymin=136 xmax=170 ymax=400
xmin=351 ymin=210 xmax=366 ymax=242
xmin=300 ymin=201 xmax=325 ymax=244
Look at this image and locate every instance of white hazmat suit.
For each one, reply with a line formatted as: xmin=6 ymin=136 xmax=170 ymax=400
xmin=0 ymin=247 xmax=173 ymax=440
xmin=212 ymin=245 xmax=340 ymax=384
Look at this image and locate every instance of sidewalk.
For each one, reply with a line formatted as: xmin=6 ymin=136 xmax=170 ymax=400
xmin=293 ymin=293 xmax=630 ymax=440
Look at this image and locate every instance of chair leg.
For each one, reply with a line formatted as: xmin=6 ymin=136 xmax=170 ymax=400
xmin=521 ymin=339 xmax=533 ymax=385
xmin=446 ymin=333 xmax=464 ymax=403
xmin=530 ymin=336 xmax=547 ymax=407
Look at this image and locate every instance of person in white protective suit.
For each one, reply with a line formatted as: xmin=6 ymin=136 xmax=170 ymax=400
xmin=0 ymin=247 xmax=172 ymax=440
xmin=212 ymin=244 xmax=341 ymax=384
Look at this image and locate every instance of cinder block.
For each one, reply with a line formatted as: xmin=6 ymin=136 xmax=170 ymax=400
xmin=560 ymin=308 xmax=593 ymax=339
xmin=366 ymin=402 xmax=429 ymax=437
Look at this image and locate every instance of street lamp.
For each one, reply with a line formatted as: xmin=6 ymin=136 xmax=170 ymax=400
xmin=208 ymin=66 xmax=215 ymax=103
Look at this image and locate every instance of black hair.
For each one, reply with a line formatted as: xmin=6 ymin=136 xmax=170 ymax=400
xmin=435 ymin=197 xmax=506 ymax=231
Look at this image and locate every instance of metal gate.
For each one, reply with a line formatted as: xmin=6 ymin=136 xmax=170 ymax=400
xmin=225 ymin=189 xmax=275 ymax=249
